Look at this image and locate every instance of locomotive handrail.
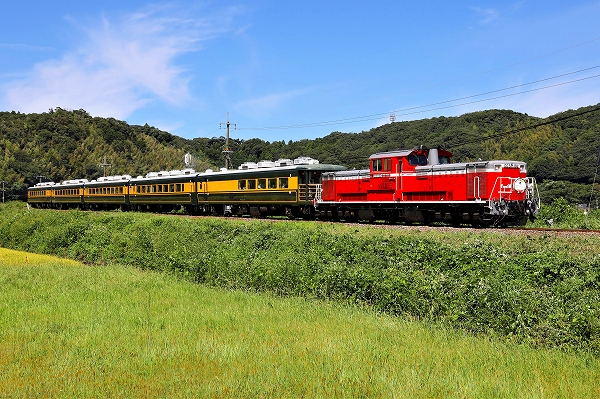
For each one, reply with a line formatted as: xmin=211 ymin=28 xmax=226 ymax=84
xmin=299 ymin=183 xmax=321 ymax=201
xmin=488 ymin=176 xmax=539 ymax=201
xmin=489 ymin=176 xmax=514 ymax=201
xmin=473 ymin=176 xmax=481 ymax=200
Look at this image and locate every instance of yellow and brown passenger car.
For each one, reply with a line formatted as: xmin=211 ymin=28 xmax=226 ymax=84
xmin=27 ymin=157 xmax=346 ymax=218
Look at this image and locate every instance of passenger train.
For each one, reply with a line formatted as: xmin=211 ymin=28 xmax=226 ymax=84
xmin=27 ymin=146 xmax=540 ymax=227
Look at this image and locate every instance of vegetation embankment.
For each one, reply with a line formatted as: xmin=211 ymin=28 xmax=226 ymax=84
xmin=1 ymin=202 xmax=599 ymax=356
xmin=1 ymin=248 xmax=598 ymax=398
xmin=528 ymin=197 xmax=600 ymax=229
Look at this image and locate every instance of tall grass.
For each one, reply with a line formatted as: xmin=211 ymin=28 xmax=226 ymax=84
xmin=1 ymin=248 xmax=598 ymax=398
xmin=1 ymin=202 xmax=599 ymax=355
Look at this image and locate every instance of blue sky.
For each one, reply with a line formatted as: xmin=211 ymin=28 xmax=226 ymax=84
xmin=1 ymin=1 xmax=599 ymax=142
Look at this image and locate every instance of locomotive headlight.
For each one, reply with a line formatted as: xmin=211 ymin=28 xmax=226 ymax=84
xmin=513 ymin=178 xmax=526 ymax=193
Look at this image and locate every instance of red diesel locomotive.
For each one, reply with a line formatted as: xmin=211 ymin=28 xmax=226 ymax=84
xmin=317 ymin=146 xmax=539 ymax=226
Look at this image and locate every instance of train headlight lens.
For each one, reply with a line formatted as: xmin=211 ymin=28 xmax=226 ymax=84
xmin=513 ymin=178 xmax=526 ymax=193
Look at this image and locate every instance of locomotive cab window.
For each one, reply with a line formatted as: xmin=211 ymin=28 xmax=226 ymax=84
xmin=372 ymin=158 xmax=392 ymax=172
xmin=408 ymin=154 xmax=428 ymax=166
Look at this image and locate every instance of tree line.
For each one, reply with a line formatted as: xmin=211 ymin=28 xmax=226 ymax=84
xmin=1 ymin=104 xmax=599 ymax=204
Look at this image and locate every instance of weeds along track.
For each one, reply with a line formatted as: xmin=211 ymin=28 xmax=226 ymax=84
xmin=180 ymin=214 xmax=600 ymax=237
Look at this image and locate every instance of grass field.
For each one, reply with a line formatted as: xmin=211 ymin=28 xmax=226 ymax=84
xmin=1 ymin=202 xmax=600 ymax=355
xmin=1 ymin=248 xmax=598 ymax=398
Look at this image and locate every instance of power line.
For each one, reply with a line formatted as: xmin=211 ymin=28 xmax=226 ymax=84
xmin=275 ymin=37 xmax=600 ymax=116
xmin=183 ymin=38 xmax=599 ymax=138
xmin=239 ymin=68 xmax=600 ymax=130
xmin=180 ymin=113 xmax=228 ymax=138
xmin=446 ymin=105 xmax=600 ymax=149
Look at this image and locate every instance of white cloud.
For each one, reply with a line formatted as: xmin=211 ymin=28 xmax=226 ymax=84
xmin=507 ymin=79 xmax=600 ymax=117
xmin=1 ymin=4 xmax=236 ymax=119
xmin=472 ymin=7 xmax=500 ymax=25
xmin=234 ymin=87 xmax=316 ymax=115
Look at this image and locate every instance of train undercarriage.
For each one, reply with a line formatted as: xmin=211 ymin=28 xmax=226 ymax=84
xmin=314 ymin=198 xmax=539 ymax=227
xmin=30 ymin=197 xmax=538 ymax=228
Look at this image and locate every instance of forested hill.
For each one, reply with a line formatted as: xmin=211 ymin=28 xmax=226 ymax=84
xmin=1 ymin=104 xmax=599 ymax=202
xmin=0 ymin=108 xmax=213 ymax=197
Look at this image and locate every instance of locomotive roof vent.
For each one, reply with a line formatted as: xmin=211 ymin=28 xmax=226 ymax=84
xmin=205 ymin=169 xmax=214 ymax=173
xmin=146 ymin=172 xmax=159 ymax=178
xmin=275 ymin=158 xmax=293 ymax=167
xmin=258 ymin=161 xmax=275 ymax=168
xmin=182 ymin=169 xmax=195 ymax=175
xmin=170 ymin=170 xmax=182 ymax=176
xmin=294 ymin=157 xmax=319 ymax=165
xmin=220 ymin=168 xmax=228 ymax=172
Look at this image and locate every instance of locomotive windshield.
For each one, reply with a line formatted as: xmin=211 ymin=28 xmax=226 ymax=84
xmin=408 ymin=154 xmax=428 ymax=166
xmin=438 ymin=156 xmax=451 ymax=164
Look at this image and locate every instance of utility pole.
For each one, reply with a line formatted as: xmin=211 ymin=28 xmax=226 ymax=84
xmin=0 ymin=180 xmax=6 ymax=204
xmin=219 ymin=113 xmax=236 ymax=170
xmin=588 ymin=143 xmax=600 ymax=211
xmin=99 ymin=156 xmax=112 ymax=177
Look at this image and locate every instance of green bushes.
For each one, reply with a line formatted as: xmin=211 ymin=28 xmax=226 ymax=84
xmin=529 ymin=197 xmax=600 ymax=229
xmin=1 ymin=202 xmax=599 ymax=355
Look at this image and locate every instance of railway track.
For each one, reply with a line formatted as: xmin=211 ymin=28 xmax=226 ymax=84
xmin=180 ymin=213 xmax=600 ymax=237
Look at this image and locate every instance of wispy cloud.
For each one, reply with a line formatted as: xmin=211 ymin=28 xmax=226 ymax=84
xmin=234 ymin=87 xmax=316 ymax=115
xmin=472 ymin=7 xmax=500 ymax=25
xmin=1 ymin=4 xmax=238 ymax=119
xmin=0 ymin=43 xmax=54 ymax=52
xmin=507 ymin=79 xmax=600 ymax=118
